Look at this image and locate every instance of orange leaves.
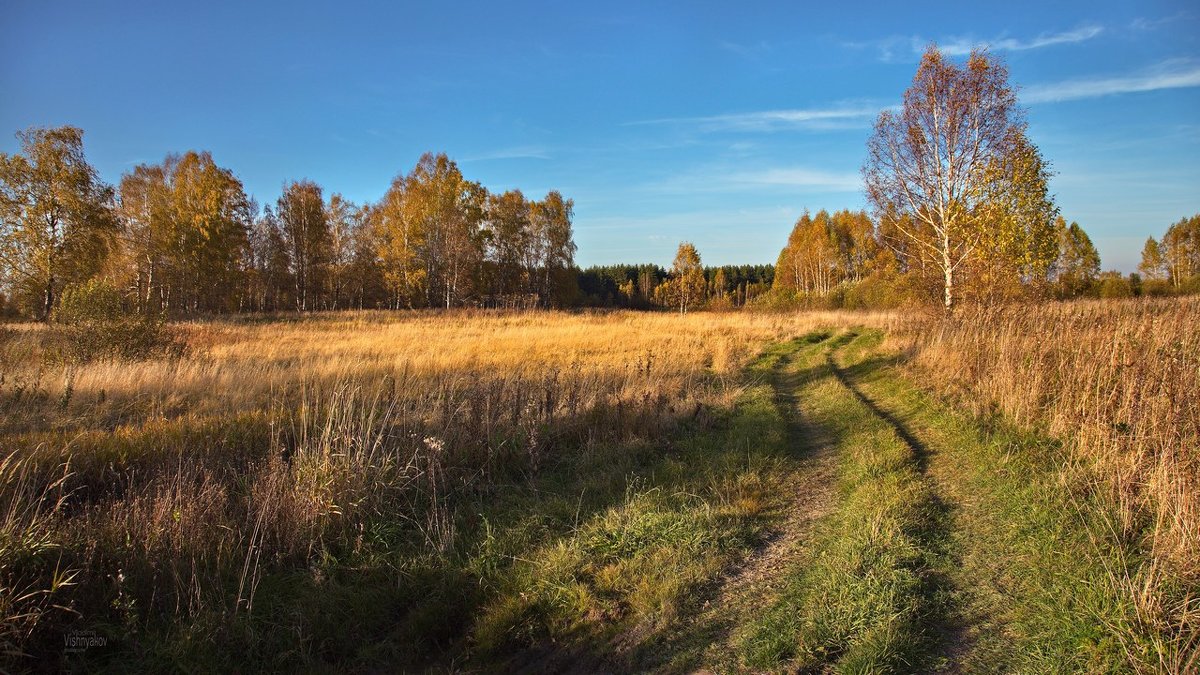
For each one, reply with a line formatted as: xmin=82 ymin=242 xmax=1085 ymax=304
xmin=864 ymin=46 xmax=1033 ymax=310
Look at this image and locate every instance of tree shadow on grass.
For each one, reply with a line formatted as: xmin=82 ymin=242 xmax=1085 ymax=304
xmin=828 ymin=338 xmax=974 ymax=672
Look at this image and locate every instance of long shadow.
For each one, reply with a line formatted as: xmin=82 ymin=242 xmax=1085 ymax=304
xmin=504 ymin=333 xmax=974 ymax=674
xmin=826 ymin=337 xmax=972 ymax=670
xmin=827 ymin=351 xmax=930 ymax=474
xmin=623 ymin=332 xmax=838 ymax=672
xmin=770 ymin=334 xmax=833 ymax=454
xmin=492 ymin=334 xmax=843 ymax=673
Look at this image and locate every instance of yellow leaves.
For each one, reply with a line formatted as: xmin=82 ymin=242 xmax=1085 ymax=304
xmin=0 ymin=126 xmax=117 ymax=317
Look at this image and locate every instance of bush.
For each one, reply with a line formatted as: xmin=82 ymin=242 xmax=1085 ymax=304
xmin=705 ymin=294 xmax=737 ymax=312
xmin=749 ymin=288 xmax=807 ymax=312
xmin=47 ymin=280 xmax=182 ymax=363
xmin=1140 ymin=279 xmax=1172 ymax=297
xmin=842 ymin=272 xmax=913 ymax=310
xmin=1097 ymin=274 xmax=1133 ymax=299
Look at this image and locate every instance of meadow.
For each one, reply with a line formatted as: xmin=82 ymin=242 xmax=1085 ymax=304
xmin=1 ymin=300 xmax=1196 ymax=672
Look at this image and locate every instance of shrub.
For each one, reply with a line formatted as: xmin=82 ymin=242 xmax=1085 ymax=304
xmin=842 ymin=273 xmax=911 ymax=309
xmin=47 ymin=280 xmax=182 ymax=363
xmin=705 ymin=294 xmax=737 ymax=311
xmin=1097 ymin=273 xmax=1133 ymax=299
xmin=1141 ymin=279 xmax=1172 ymax=297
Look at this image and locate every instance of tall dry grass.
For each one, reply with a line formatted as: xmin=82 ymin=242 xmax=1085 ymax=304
xmin=5 ymin=300 xmax=1192 ymax=667
xmin=0 ymin=309 xmax=893 ymax=663
xmin=2 ymin=310 xmax=892 ymax=433
xmin=891 ymin=297 xmax=1200 ymax=668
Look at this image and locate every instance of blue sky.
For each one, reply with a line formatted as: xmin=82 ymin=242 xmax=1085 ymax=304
xmin=2 ymin=1 xmax=1197 ymax=271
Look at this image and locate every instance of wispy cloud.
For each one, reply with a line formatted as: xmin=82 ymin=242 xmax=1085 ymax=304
xmin=718 ymin=39 xmax=772 ymax=60
xmin=628 ymin=105 xmax=882 ymax=133
xmin=848 ymin=24 xmax=1104 ymax=62
xmin=1131 ymin=12 xmax=1192 ymax=32
xmin=841 ymin=35 xmax=922 ymax=63
xmin=939 ymin=24 xmax=1104 ymax=56
xmin=461 ymin=146 xmax=551 ymax=161
xmin=728 ymin=167 xmax=862 ymax=191
xmin=650 ymin=164 xmax=863 ymax=194
xmin=1023 ymin=59 xmax=1200 ymax=103
xmin=580 ymin=206 xmax=796 ymax=232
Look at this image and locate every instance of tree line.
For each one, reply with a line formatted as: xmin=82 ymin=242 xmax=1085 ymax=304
xmin=578 ymin=261 xmax=773 ymax=310
xmin=767 ymin=207 xmax=1119 ymax=308
xmin=1139 ymin=215 xmax=1200 ymax=295
xmin=0 ymin=127 xmax=579 ymax=319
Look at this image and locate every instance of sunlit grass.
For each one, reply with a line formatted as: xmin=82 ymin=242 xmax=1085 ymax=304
xmin=1 ymin=300 xmax=1194 ymax=671
xmin=0 ymin=309 xmax=888 ymax=668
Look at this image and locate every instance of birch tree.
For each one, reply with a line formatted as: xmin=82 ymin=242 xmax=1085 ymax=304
xmin=1138 ymin=237 xmax=1166 ymax=281
xmin=373 ymin=175 xmax=427 ymax=308
xmin=485 ymin=189 xmax=531 ymax=301
xmin=117 ymin=151 xmax=250 ymax=315
xmin=1162 ymin=215 xmax=1200 ymax=288
xmin=1053 ymin=217 xmax=1100 ymax=297
xmin=863 ymin=46 xmax=1026 ymax=311
xmin=277 ymin=180 xmax=330 ymax=311
xmin=669 ymin=242 xmax=704 ymax=314
xmin=0 ymin=126 xmax=116 ymax=319
xmin=325 ymin=193 xmax=358 ymax=309
xmin=529 ymin=190 xmax=577 ymax=306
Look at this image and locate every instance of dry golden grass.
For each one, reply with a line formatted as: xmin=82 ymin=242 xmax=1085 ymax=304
xmin=0 ymin=309 xmax=893 ymax=662
xmin=5 ymin=309 xmax=892 ymax=432
xmin=893 ymin=298 xmax=1199 ymax=576
xmin=1 ymin=300 xmax=1194 ymax=669
xmin=891 ymin=297 xmax=1200 ymax=671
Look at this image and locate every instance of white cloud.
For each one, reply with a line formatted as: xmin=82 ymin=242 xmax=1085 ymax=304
xmin=728 ymin=167 xmax=862 ymax=191
xmin=1023 ymin=60 xmax=1200 ymax=103
xmin=461 ymin=146 xmax=551 ymax=161
xmin=1131 ymin=13 xmax=1192 ymax=32
xmin=939 ymin=24 xmax=1104 ymax=56
xmin=579 ymin=206 xmax=797 ymax=232
xmin=629 ymin=105 xmax=882 ymax=133
xmin=850 ymin=24 xmax=1104 ymax=62
xmin=647 ymin=164 xmax=863 ymax=195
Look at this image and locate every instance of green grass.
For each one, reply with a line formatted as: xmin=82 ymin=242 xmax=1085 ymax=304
xmin=835 ymin=329 xmax=1183 ymax=673
xmin=738 ymin=331 xmax=943 ymax=672
xmin=736 ymin=328 xmax=1183 ymax=673
xmin=467 ymin=337 xmax=801 ymax=670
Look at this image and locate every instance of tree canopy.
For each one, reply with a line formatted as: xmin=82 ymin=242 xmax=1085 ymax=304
xmin=0 ymin=131 xmax=582 ymax=318
xmin=0 ymin=126 xmax=117 ymax=319
xmin=863 ymin=46 xmax=1054 ymax=311
xmin=656 ymin=242 xmax=705 ymax=313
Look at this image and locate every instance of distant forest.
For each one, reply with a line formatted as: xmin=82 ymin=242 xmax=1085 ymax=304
xmin=1 ymin=122 xmax=1198 ymax=322
xmin=578 ymin=264 xmax=774 ymax=309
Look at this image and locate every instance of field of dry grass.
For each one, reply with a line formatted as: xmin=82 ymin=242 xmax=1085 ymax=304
xmin=895 ymin=300 xmax=1200 ymax=580
xmin=1 ymin=301 xmax=1196 ymax=671
xmin=3 ymin=310 xmax=896 ymax=433
xmin=0 ymin=309 xmax=892 ymax=667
